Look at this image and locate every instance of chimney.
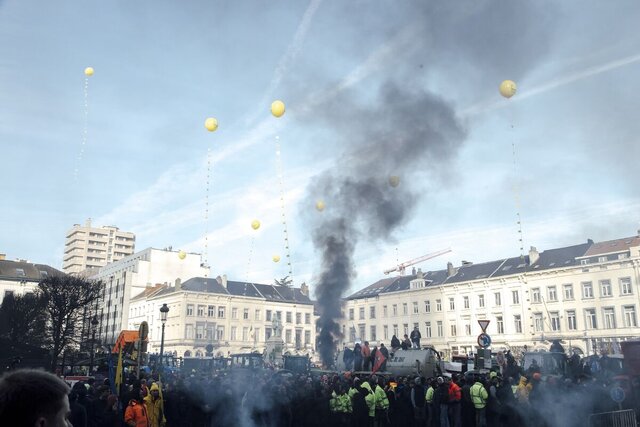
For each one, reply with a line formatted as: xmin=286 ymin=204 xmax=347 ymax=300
xmin=416 ymin=268 xmax=424 ymax=279
xmin=411 ymin=266 xmax=417 ymax=275
xmin=222 ymin=274 xmax=228 ymax=288
xmin=528 ymin=246 xmax=540 ymax=265
xmin=215 ymin=275 xmax=222 ymax=286
xmin=300 ymin=282 xmax=309 ymax=296
xmin=175 ymin=278 xmax=181 ymax=289
xmin=447 ymin=262 xmax=456 ymax=277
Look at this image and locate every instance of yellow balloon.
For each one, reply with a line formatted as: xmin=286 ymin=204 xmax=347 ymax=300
xmin=84 ymin=67 xmax=94 ymax=77
xmin=389 ymin=176 xmax=400 ymax=188
xmin=204 ymin=117 xmax=218 ymax=132
xmin=315 ymin=200 xmax=325 ymax=211
xmin=272 ymin=255 xmax=281 ymax=263
xmin=499 ymin=80 xmax=517 ymax=98
xmin=178 ymin=250 xmax=187 ymax=260
xmin=251 ymin=220 xmax=261 ymax=230
xmin=271 ymin=100 xmax=285 ymax=118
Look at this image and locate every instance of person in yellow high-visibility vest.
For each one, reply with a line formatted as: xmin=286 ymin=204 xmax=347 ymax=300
xmin=470 ymin=375 xmax=489 ymax=427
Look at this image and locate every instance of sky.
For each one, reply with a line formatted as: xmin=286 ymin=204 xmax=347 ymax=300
xmin=1 ymin=0 xmax=640 ymax=297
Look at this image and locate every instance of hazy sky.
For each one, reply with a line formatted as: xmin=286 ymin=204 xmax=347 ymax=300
xmin=1 ymin=1 xmax=639 ymax=296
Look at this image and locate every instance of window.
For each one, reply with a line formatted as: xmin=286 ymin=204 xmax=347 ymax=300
xmin=436 ymin=300 xmax=442 ymax=312
xmin=413 ymin=302 xmax=419 ymax=314
xmin=393 ymin=324 xmax=399 ymax=337
xmin=197 ymin=305 xmax=204 ymax=316
xmin=285 ymin=330 xmax=292 ymax=343
xmin=603 ymin=308 xmax=616 ymax=329
xmin=478 ymin=294 xmax=485 ymax=308
xmin=359 ymin=307 xmax=365 ymax=320
xmin=286 ymin=311 xmax=292 ymax=323
xmin=216 ymin=326 xmax=225 ymax=340
xmin=15 ymin=268 xmax=25 ymax=277
xmin=185 ymin=324 xmax=194 ymax=339
xmin=403 ymin=324 xmax=409 ymax=335
xmin=624 ymin=306 xmax=637 ymax=327
xmin=512 ymin=290 xmax=520 ymax=304
xmin=359 ymin=324 xmax=366 ymax=341
xmin=349 ymin=327 xmax=356 ymax=342
xmin=449 ymin=298 xmax=455 ymax=311
xmin=547 ymin=286 xmax=557 ymax=302
xmin=425 ymin=322 xmax=432 ymax=338
xmin=550 ymin=312 xmax=560 ymax=331
xmin=532 ymin=288 xmax=541 ymax=303
xmin=305 ymin=330 xmax=311 ymax=345
xmin=463 ymin=296 xmax=470 ymax=309
xmin=255 ymin=309 xmax=261 ymax=321
xmin=383 ymin=325 xmax=388 ymax=340
xmin=465 ymin=324 xmax=471 ymax=335
xmin=585 ymin=308 xmax=597 ymax=329
xmin=305 ymin=313 xmax=311 ymax=324
xmin=496 ymin=316 xmax=504 ymax=334
xmin=383 ymin=305 xmax=388 ymax=317
xmin=242 ymin=327 xmax=249 ymax=341
xmin=403 ymin=303 xmax=408 ymax=315
xmin=437 ymin=321 xmax=443 ymax=337
xmin=580 ymin=259 xmax=589 ymax=265
xmin=231 ymin=308 xmax=238 ymax=319
xmin=600 ymin=280 xmax=612 ymax=297
xmin=230 ymin=327 xmax=237 ymax=340
xmin=598 ymin=256 xmax=607 ymax=263
xmin=620 ymin=278 xmax=633 ymax=296
xmin=296 ymin=313 xmax=302 ymax=324
xmin=266 ymin=328 xmax=273 ymax=340
xmin=208 ymin=305 xmax=215 ymax=317
xmin=370 ymin=326 xmax=377 ymax=341
xmin=494 ymin=292 xmax=501 ymax=307
xmin=450 ymin=324 xmax=457 ymax=336
xmin=514 ymin=315 xmax=522 ymax=333
xmin=244 ymin=309 xmax=250 ymax=320
xmin=266 ymin=310 xmax=272 ymax=321
xmin=276 ymin=311 xmax=282 ymax=321
xmin=582 ymin=282 xmax=594 ymax=299
xmin=349 ymin=309 xmax=354 ymax=320
xmin=534 ymin=313 xmax=544 ymax=332
xmin=425 ymin=301 xmax=431 ymax=313
xmin=567 ymin=310 xmax=577 ymax=330
xmin=218 ymin=307 xmax=225 ymax=318
xmin=393 ymin=305 xmax=398 ymax=316
xmin=186 ymin=304 xmax=194 ymax=316
xmin=370 ymin=306 xmax=376 ymax=319
xmin=563 ymin=284 xmax=574 ymax=300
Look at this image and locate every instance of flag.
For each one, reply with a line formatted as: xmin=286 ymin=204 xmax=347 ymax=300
xmin=372 ymin=351 xmax=387 ymax=373
xmin=115 ymin=348 xmax=123 ymax=396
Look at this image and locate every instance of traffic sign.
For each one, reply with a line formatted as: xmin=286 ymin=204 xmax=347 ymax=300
xmin=478 ymin=320 xmax=490 ymax=332
xmin=477 ymin=333 xmax=492 ymax=348
xmin=610 ymin=386 xmax=625 ymax=403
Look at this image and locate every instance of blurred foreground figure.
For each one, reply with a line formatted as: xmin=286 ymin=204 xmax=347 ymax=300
xmin=0 ymin=369 xmax=72 ymax=427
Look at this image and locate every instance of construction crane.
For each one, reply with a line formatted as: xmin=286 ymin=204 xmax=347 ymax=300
xmin=383 ymin=248 xmax=452 ymax=276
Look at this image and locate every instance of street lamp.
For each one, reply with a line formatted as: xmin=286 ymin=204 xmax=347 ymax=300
xmin=159 ymin=303 xmax=169 ymax=370
xmin=89 ymin=315 xmax=99 ymax=375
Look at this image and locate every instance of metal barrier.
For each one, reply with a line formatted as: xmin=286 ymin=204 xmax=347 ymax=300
xmin=588 ymin=409 xmax=637 ymax=427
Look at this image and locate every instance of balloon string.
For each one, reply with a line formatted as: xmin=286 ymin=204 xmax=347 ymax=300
xmin=246 ymin=236 xmax=255 ymax=285
xmin=74 ymin=77 xmax=90 ymax=182
xmin=275 ymin=136 xmax=294 ymax=282
xmin=204 ymin=147 xmax=212 ymax=277
xmin=511 ymin=122 xmax=525 ymax=259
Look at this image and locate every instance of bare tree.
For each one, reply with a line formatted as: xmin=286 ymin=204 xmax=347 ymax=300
xmin=38 ymin=274 xmax=102 ymax=371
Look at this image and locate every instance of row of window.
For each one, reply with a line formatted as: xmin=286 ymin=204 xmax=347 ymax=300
xmin=185 ymin=304 xmax=311 ymax=324
xmin=348 ymin=278 xmax=634 ymax=320
xmin=184 ymin=324 xmax=312 ymax=344
xmin=348 ymin=305 xmax=639 ymax=342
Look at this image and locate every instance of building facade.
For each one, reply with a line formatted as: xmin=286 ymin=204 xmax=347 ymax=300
xmin=339 ymin=234 xmax=640 ymax=359
xmin=63 ymin=219 xmax=135 ymax=274
xmin=127 ymin=276 xmax=316 ymax=359
xmin=0 ymin=256 xmax=62 ymax=303
xmin=90 ymin=247 xmax=209 ymax=345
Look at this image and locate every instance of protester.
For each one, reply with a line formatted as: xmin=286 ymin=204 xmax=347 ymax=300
xmin=362 ymin=342 xmax=372 ymax=371
xmin=410 ymin=327 xmax=422 ymax=349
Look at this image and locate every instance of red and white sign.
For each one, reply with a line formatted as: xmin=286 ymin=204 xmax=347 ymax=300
xmin=478 ymin=320 xmax=490 ymax=332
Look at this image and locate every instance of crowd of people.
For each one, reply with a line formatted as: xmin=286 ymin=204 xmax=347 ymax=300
xmin=1 ymin=345 xmax=638 ymax=427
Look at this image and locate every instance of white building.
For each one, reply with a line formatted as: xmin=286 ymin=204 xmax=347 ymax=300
xmin=0 ymin=255 xmax=62 ymax=303
xmin=339 ymin=233 xmax=640 ymax=359
xmin=127 ymin=276 xmax=316 ymax=358
xmin=63 ymin=219 xmax=135 ymax=274
xmin=90 ymin=247 xmax=209 ymax=345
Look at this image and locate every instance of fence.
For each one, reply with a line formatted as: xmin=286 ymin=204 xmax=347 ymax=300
xmin=588 ymin=409 xmax=637 ymax=427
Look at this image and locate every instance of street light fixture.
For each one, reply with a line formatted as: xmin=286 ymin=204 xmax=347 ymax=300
xmin=89 ymin=315 xmax=99 ymax=375
xmin=159 ymin=303 xmax=169 ymax=370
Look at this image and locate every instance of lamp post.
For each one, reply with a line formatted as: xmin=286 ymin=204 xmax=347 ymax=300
xmin=159 ymin=303 xmax=169 ymax=370
xmin=89 ymin=315 xmax=99 ymax=375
